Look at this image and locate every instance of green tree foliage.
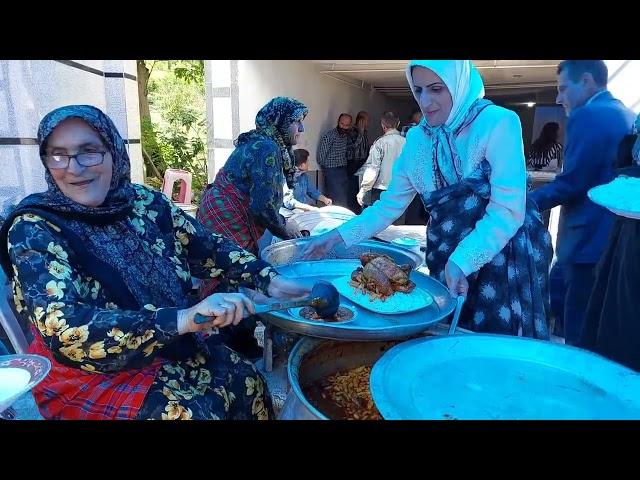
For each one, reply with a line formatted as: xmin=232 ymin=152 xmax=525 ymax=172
xmin=139 ymin=60 xmax=208 ymax=204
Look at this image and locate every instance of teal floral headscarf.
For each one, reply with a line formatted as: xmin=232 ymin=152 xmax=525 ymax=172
xmin=236 ymin=96 xmax=308 ymax=187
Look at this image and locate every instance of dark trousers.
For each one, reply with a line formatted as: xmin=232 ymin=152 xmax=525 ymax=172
xmin=562 ymin=263 xmax=596 ymax=345
xmin=371 ymin=188 xmax=406 ymax=225
xmin=321 ymin=166 xmax=349 ymax=208
xmin=347 ymin=174 xmax=362 ymax=214
xmin=549 ymin=262 xmax=565 ymax=336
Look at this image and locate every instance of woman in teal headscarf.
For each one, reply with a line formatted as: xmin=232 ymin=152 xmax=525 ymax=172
xmin=198 ymin=96 xmax=308 ymax=258
xmin=302 ymin=60 xmax=552 ymax=338
xmin=196 ymin=96 xmax=309 ymax=355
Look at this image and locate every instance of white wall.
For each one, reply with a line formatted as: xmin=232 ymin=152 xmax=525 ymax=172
xmin=0 ymin=60 xmax=143 ymax=216
xmin=606 ymin=60 xmax=640 ymax=114
xmin=238 ymin=60 xmax=408 ymax=170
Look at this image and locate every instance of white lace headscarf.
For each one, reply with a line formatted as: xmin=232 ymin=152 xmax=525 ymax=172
xmin=405 ymin=60 xmax=488 ymax=187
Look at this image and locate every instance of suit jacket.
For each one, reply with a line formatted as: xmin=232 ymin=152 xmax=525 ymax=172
xmin=530 ymin=91 xmax=636 ymax=264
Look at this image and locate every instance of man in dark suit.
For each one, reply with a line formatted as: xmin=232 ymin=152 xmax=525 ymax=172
xmin=530 ymin=60 xmax=636 ymax=345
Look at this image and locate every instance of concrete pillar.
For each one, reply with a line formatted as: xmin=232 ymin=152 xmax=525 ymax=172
xmin=0 ymin=60 xmax=142 ymax=216
xmin=204 ymin=60 xmax=240 ymax=183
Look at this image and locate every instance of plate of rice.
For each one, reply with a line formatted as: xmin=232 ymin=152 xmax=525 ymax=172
xmin=332 ymin=275 xmax=434 ymax=315
xmin=588 ymin=176 xmax=640 ymax=219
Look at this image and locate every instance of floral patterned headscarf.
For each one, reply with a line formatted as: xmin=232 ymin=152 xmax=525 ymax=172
xmin=236 ymin=96 xmax=308 ymax=187
xmin=35 ymin=104 xmax=135 ymax=222
xmin=1 ymin=105 xmax=187 ymax=310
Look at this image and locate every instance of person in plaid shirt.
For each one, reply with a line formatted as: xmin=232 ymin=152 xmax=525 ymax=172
xmin=317 ymin=113 xmax=363 ymax=208
xmin=0 ymin=105 xmax=311 ymax=420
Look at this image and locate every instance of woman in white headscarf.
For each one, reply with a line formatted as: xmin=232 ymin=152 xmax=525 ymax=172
xmin=302 ymin=60 xmax=552 ymax=338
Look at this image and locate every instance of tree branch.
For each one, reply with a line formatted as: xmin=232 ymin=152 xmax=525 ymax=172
xmin=142 ymin=145 xmax=162 ymax=179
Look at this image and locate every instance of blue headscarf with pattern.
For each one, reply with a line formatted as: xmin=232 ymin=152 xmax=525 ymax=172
xmin=34 ymin=105 xmax=135 ymax=222
xmin=1 ymin=105 xmax=187 ymax=310
xmin=236 ymin=96 xmax=308 ymax=188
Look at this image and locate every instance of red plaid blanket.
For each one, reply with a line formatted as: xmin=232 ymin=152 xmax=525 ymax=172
xmin=28 ymin=327 xmax=163 ymax=420
xmin=197 ymin=170 xmax=264 ymax=254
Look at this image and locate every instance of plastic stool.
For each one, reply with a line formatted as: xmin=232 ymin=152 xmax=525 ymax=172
xmin=162 ymin=169 xmax=193 ymax=204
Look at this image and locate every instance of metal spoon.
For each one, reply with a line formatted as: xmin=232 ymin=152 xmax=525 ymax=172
xmin=194 ymin=280 xmax=340 ymax=324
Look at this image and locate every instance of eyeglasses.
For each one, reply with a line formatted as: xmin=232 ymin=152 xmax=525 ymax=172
xmin=42 ymin=151 xmax=107 ymax=170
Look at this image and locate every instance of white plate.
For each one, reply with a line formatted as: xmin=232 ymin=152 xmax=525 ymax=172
xmin=0 ymin=369 xmax=30 ymax=402
xmin=0 ymin=355 xmax=51 ymax=413
xmin=588 ymin=177 xmax=640 ymax=219
xmin=332 ymin=275 xmax=434 ymax=315
xmin=391 ymin=237 xmax=419 ymax=247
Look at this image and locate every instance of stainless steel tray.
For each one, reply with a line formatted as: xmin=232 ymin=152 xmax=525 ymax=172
xmin=288 ymin=210 xmax=355 ymax=234
xmin=260 ymin=238 xmax=423 ymax=269
xmin=371 ymin=335 xmax=640 ymax=420
xmin=258 ymin=260 xmax=456 ymax=341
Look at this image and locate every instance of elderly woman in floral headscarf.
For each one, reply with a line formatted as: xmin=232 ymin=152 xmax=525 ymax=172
xmin=198 ymin=96 xmax=308 ymax=258
xmin=0 ymin=105 xmax=310 ymax=420
xmin=302 ymin=60 xmax=553 ymax=339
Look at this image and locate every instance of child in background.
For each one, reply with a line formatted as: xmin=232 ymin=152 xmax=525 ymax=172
xmin=292 ymin=149 xmax=332 ymax=206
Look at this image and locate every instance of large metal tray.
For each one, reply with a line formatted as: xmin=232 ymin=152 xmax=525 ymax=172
xmin=258 ymin=260 xmax=456 ymax=341
xmin=371 ymin=334 xmax=640 ymax=420
xmin=260 ymin=238 xmax=423 ymax=269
